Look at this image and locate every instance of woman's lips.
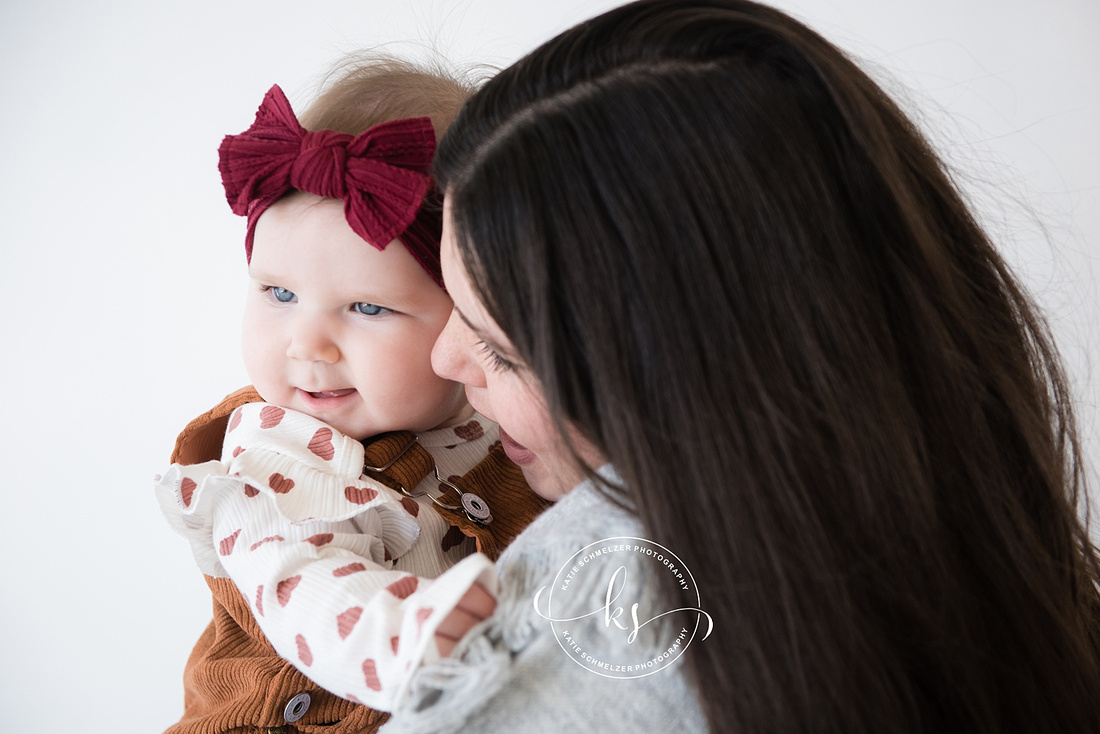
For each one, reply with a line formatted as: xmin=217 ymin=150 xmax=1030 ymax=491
xmin=498 ymin=427 xmax=536 ymax=466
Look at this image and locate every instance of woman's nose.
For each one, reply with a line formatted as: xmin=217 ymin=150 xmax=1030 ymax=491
xmin=286 ymin=314 xmax=341 ymax=364
xmin=432 ymin=310 xmax=485 ymax=387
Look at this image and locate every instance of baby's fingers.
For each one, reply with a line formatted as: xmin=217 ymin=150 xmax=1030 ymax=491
xmin=434 ymin=583 xmax=497 ymax=656
xmin=455 ymin=581 xmax=496 ymax=619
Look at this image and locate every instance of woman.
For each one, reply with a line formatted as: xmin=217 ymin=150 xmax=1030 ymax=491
xmin=388 ymin=0 xmax=1100 ymax=731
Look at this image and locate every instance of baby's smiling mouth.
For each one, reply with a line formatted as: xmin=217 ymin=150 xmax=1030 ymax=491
xmin=305 ymin=388 xmax=357 ymax=399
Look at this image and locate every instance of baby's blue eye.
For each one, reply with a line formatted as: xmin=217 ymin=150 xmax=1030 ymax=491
xmin=352 ymin=303 xmax=389 ymax=316
xmin=271 ymin=287 xmax=296 ymax=303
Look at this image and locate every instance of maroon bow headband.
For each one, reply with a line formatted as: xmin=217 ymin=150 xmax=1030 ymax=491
xmin=218 ymin=84 xmax=443 ymax=286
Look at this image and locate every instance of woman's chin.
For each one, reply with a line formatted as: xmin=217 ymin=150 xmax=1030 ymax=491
xmin=520 ymin=464 xmax=568 ymax=502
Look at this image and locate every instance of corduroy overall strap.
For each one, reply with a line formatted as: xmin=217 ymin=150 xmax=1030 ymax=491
xmin=362 ymin=431 xmax=552 ymax=561
xmin=433 ymin=444 xmax=552 ymax=561
xmin=361 ymin=431 xmax=436 ymax=496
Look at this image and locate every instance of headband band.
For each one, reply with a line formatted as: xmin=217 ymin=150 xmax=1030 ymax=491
xmin=218 ymin=84 xmax=443 ymax=286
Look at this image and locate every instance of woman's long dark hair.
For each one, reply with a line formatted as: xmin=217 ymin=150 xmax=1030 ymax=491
xmin=434 ymin=1 xmax=1100 ymax=730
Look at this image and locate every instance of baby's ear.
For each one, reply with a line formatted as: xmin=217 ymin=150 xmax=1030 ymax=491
xmin=171 ymin=386 xmax=263 ymax=464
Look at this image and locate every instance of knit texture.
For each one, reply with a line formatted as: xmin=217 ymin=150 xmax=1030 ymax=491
xmin=381 ymin=475 xmax=709 ymax=734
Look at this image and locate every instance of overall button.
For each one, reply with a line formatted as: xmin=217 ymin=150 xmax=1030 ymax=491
xmin=283 ymin=692 xmax=311 ymax=723
xmin=461 ymin=492 xmax=492 ymax=524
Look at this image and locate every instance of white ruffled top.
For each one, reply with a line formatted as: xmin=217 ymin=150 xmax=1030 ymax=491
xmin=155 ymin=402 xmax=499 ymax=710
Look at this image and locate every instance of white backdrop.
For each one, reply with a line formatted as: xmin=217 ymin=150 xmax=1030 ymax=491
xmin=0 ymin=1 xmax=1096 ymax=732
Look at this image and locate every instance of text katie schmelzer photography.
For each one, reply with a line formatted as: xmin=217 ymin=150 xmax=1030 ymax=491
xmin=533 ymin=537 xmax=714 ymax=678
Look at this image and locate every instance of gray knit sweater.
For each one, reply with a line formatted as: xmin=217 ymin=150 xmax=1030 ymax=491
xmin=382 ymin=470 xmax=710 ymax=733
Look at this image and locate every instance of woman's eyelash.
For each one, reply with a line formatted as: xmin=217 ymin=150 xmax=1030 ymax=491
xmin=477 ymin=339 xmax=514 ymax=372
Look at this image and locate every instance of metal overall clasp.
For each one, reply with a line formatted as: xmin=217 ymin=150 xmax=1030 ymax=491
xmin=363 ymin=433 xmax=492 ymax=525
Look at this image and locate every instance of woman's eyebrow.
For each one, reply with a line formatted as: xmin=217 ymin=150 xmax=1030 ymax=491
xmin=455 ymin=306 xmax=492 ymax=341
xmin=455 ymin=306 xmax=515 ymax=356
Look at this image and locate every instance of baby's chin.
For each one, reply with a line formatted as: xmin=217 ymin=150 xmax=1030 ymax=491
xmin=433 ymin=401 xmax=477 ymax=429
xmin=376 ymin=395 xmax=476 ymax=436
xmin=257 ymin=385 xmax=475 ymax=441
xmin=313 ymin=410 xmax=459 ymax=443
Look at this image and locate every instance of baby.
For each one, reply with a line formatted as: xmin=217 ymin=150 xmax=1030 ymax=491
xmin=155 ymin=58 xmax=531 ymax=734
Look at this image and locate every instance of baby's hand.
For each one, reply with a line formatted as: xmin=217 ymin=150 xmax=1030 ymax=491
xmin=433 ymin=582 xmax=496 ymax=657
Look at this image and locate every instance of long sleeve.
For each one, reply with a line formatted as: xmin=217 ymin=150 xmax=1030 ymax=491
xmin=213 ymin=490 xmax=497 ymax=708
xmin=156 ymin=402 xmax=498 ymax=709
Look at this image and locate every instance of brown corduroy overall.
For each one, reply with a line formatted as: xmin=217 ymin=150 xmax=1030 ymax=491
xmin=162 ymin=387 xmax=550 ymax=734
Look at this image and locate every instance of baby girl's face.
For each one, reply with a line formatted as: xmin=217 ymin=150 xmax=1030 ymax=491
xmin=242 ymin=192 xmax=470 ymax=439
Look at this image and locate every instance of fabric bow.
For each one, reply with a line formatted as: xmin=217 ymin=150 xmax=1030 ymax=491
xmin=218 ymin=84 xmax=443 ymax=284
